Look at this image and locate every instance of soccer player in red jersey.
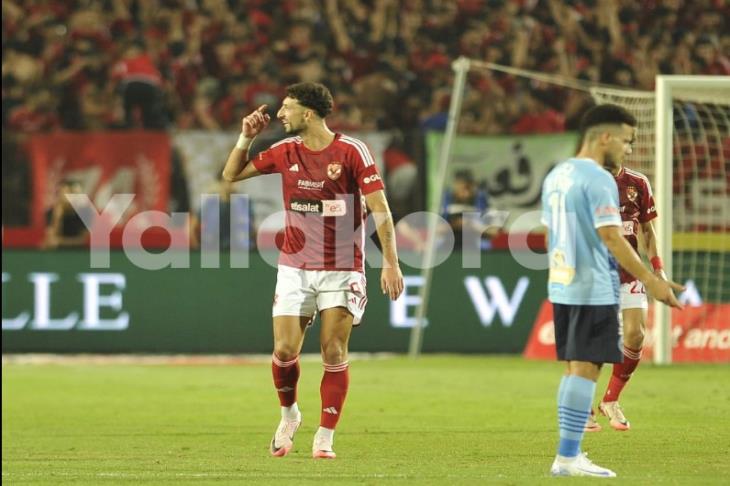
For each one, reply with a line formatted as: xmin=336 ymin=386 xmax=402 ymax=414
xmin=222 ymin=82 xmax=404 ymax=458
xmin=585 ymin=157 xmax=667 ymax=432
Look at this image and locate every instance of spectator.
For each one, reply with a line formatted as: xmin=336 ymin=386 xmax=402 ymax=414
xmin=42 ymin=179 xmax=93 ymax=249
xmin=111 ymin=39 xmax=167 ymax=129
xmin=511 ymin=93 xmax=566 ymax=135
xmin=1 ymin=1 xmax=725 ymax=138
xmin=384 ymin=131 xmax=418 ymax=218
xmin=441 ymin=169 xmax=496 ymax=252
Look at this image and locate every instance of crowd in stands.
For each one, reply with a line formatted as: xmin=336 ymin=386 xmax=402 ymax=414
xmin=3 ymin=0 xmax=728 ymax=136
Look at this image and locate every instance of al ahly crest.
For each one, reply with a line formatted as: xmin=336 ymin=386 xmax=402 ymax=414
xmin=626 ymin=185 xmax=638 ymax=202
xmin=327 ymin=163 xmax=342 ymax=180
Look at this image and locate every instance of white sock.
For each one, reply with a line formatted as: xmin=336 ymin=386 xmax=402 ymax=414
xmin=281 ymin=403 xmax=300 ymax=420
xmin=315 ymin=426 xmax=334 ymax=442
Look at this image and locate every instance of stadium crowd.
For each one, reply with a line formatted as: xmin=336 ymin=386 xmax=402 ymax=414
xmin=3 ymin=0 xmax=728 ymax=135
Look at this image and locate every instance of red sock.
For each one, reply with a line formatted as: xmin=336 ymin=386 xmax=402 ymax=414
xmin=320 ymin=362 xmax=349 ymax=429
xmin=603 ymin=346 xmax=642 ymax=402
xmin=272 ymin=353 xmax=300 ymax=407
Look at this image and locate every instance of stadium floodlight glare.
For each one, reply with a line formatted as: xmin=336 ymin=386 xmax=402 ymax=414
xmin=409 ymin=57 xmax=729 ymax=364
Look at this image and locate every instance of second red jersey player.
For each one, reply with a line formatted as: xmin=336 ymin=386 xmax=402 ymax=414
xmin=614 ymin=166 xmax=657 ymax=283
xmin=586 ymin=162 xmax=672 ymax=434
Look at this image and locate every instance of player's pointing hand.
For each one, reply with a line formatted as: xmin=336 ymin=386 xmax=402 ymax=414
xmin=646 ymin=277 xmax=685 ymax=309
xmin=242 ymin=104 xmax=271 ymax=138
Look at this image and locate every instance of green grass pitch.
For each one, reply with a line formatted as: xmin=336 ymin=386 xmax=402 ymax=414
xmin=3 ymin=355 xmax=729 ymax=484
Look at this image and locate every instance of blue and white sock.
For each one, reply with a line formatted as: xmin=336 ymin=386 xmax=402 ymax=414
xmin=557 ymin=375 xmax=595 ymax=458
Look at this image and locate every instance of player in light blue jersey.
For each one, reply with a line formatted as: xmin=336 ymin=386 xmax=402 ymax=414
xmin=542 ymin=104 xmax=684 ymax=478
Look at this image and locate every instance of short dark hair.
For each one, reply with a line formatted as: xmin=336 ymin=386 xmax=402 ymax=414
xmin=286 ymin=82 xmax=334 ymax=118
xmin=580 ymin=104 xmax=637 ymax=134
xmin=453 ymin=169 xmax=475 ymax=185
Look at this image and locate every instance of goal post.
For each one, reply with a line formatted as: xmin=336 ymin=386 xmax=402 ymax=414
xmin=654 ymin=75 xmax=730 ymax=363
xmin=408 ymin=57 xmax=471 ymax=358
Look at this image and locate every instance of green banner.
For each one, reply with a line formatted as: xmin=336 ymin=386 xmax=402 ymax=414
xmin=2 ymin=250 xmax=548 ymax=353
xmin=426 ymin=131 xmax=579 ymax=231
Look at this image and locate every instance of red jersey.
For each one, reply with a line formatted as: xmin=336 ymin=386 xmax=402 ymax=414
xmin=253 ymin=133 xmax=385 ymax=271
xmin=615 ymin=166 xmax=657 ymax=283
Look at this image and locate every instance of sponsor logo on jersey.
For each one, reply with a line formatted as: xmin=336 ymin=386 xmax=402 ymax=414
xmin=290 ymin=199 xmax=322 ymax=213
xmin=297 ymin=179 xmax=325 ymax=190
xmin=363 ymin=173 xmax=381 ymax=184
xmin=289 ymin=199 xmax=347 ymax=216
xmin=288 ymin=163 xmax=299 ymax=172
xmin=322 ymin=199 xmax=347 ymax=216
xmin=327 ymin=163 xmax=342 ymax=180
xmin=626 ymin=185 xmax=638 ymax=202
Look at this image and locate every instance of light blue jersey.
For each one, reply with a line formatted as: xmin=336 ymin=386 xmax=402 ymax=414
xmin=541 ymin=158 xmax=622 ymax=305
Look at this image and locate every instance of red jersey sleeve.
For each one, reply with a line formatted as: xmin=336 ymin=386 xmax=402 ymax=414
xmin=345 ymin=137 xmax=385 ymax=195
xmin=251 ymin=142 xmax=286 ymax=174
xmin=639 ymin=178 xmax=657 ymax=223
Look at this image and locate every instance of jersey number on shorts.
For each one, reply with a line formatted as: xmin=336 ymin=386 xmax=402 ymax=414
xmin=629 ymin=281 xmax=646 ymax=294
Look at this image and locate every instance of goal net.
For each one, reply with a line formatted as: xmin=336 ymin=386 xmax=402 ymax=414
xmin=409 ymin=57 xmax=729 ymax=364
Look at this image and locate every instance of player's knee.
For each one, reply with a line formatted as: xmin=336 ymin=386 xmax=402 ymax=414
xmin=320 ymin=340 xmax=347 ymax=364
xmin=273 ymin=343 xmax=300 ymax=362
xmin=624 ymin=326 xmax=645 ymax=348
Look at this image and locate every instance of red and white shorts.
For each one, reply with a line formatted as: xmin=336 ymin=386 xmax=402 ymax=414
xmin=620 ymin=280 xmax=648 ymax=310
xmin=272 ymin=265 xmax=368 ymax=325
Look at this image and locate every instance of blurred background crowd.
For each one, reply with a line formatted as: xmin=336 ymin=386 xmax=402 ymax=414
xmin=3 ymin=0 xmax=728 ymax=135
xmin=2 ymin=0 xmax=728 ymax=246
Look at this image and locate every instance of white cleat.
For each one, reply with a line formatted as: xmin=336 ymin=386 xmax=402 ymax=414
xmin=551 ymin=452 xmax=617 ymax=477
xmin=312 ymin=434 xmax=336 ymax=459
xmin=599 ymin=401 xmax=630 ymax=431
xmin=270 ymin=414 xmax=301 ymax=457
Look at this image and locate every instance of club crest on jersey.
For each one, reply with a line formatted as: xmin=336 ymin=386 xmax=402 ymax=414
xmin=626 ymin=185 xmax=638 ymax=202
xmin=327 ymin=163 xmax=342 ymax=180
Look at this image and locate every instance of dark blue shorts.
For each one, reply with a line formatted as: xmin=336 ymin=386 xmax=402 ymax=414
xmin=553 ymin=303 xmax=623 ymax=363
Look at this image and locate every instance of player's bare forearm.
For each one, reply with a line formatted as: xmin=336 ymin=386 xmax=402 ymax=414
xmin=376 ymin=221 xmax=399 ymax=269
xmin=221 ymin=138 xmax=259 ymax=182
xmin=640 ymin=220 xmax=659 ymax=260
xmin=599 ymin=225 xmax=683 ymax=308
xmin=598 ymin=226 xmax=654 ymax=284
xmin=365 ymin=190 xmax=403 ymax=299
xmin=641 ymin=220 xmax=667 ymax=278
xmin=365 ymin=190 xmax=400 ymax=269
